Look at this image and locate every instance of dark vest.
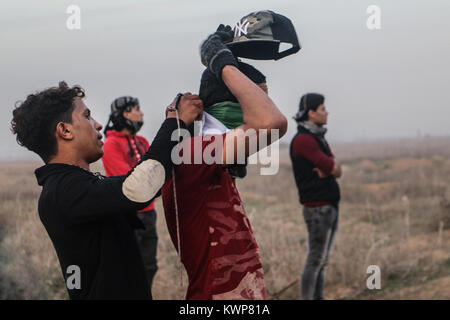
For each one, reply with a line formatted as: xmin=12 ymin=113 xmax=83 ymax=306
xmin=289 ymin=125 xmax=340 ymax=205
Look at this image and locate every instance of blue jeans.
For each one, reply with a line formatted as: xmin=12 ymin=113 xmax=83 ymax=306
xmin=301 ymin=205 xmax=339 ymax=300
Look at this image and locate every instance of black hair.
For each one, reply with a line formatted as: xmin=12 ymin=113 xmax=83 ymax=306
xmin=11 ymin=81 xmax=85 ymax=163
xmin=297 ymin=93 xmax=325 ymax=122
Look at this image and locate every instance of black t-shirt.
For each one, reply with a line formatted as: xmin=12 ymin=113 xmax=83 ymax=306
xmin=34 ymin=118 xmax=186 ymax=299
xmin=35 ymin=163 xmax=151 ymax=299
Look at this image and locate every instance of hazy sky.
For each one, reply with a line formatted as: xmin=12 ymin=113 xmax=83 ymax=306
xmin=1 ymin=0 xmax=449 ymax=161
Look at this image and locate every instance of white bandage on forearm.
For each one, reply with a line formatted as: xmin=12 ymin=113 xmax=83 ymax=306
xmin=122 ymin=159 xmax=165 ymax=203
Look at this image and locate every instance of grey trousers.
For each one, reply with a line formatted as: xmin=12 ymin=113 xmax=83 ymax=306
xmin=135 ymin=210 xmax=158 ymax=291
xmin=301 ymin=204 xmax=339 ymax=300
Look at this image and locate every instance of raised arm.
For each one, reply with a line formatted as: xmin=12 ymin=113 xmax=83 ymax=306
xmin=60 ymin=94 xmax=202 ymax=224
xmin=199 ymin=28 xmax=287 ymax=165
xmin=121 ymin=93 xmax=203 ymax=202
xmin=221 ymin=66 xmax=287 ymax=163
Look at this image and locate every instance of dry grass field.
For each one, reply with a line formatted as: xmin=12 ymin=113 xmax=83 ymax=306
xmin=1 ymin=136 xmax=449 ymax=299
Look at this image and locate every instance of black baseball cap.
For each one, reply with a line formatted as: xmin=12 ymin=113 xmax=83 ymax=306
xmin=227 ymin=10 xmax=301 ymax=60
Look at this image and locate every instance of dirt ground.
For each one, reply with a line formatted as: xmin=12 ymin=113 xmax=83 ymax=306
xmin=1 ymin=136 xmax=449 ymax=299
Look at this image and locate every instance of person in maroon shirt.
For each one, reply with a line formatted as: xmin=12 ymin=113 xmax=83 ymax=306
xmin=290 ymin=93 xmax=342 ymax=300
xmin=162 ymin=27 xmax=287 ymax=299
xmin=102 ymin=96 xmax=158 ymax=291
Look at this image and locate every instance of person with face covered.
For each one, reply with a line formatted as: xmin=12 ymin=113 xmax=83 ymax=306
xmin=161 ymin=26 xmax=287 ymax=300
xmin=102 ymin=96 xmax=158 ymax=292
xmin=199 ymin=61 xmax=268 ymax=178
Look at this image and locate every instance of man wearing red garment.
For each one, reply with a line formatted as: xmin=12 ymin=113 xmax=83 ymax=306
xmin=290 ymin=93 xmax=342 ymax=300
xmin=102 ymin=96 xmax=158 ymax=291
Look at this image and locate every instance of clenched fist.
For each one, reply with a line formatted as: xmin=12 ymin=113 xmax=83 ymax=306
xmin=166 ymin=93 xmax=203 ymax=126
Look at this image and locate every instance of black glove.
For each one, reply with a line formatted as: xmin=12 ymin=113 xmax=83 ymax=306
xmin=215 ymin=24 xmax=234 ymax=43
xmin=200 ymin=25 xmax=238 ymax=80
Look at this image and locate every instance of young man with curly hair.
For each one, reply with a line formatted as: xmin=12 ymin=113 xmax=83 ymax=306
xmin=11 ymin=81 xmax=202 ymax=299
